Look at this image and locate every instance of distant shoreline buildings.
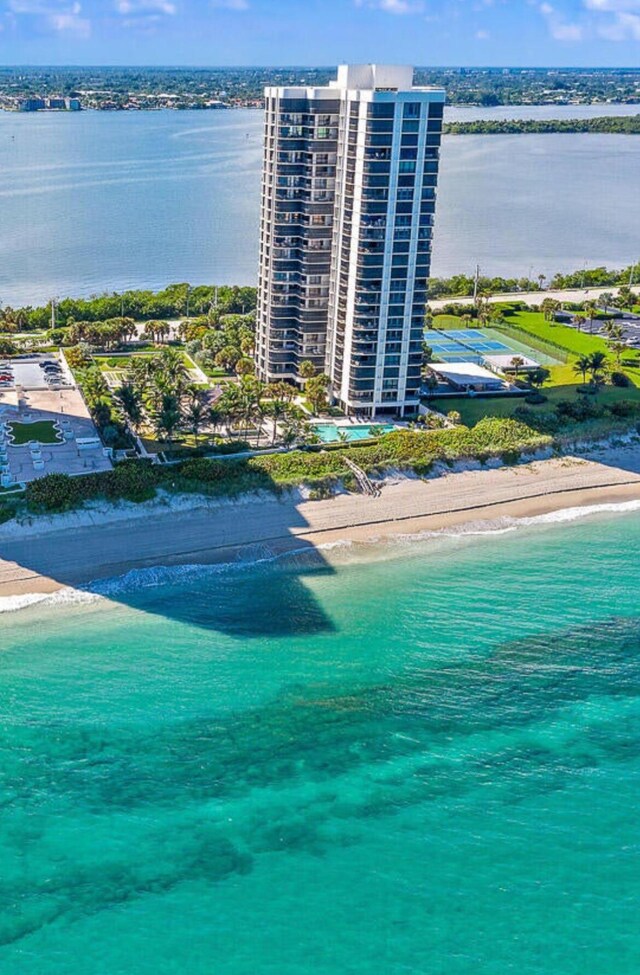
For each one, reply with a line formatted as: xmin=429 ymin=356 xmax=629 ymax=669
xmin=17 ymin=96 xmax=82 ymax=112
xmin=256 ymin=64 xmax=445 ymax=417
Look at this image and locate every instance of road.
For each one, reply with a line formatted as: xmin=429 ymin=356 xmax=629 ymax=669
xmin=428 ymin=285 xmax=640 ymax=310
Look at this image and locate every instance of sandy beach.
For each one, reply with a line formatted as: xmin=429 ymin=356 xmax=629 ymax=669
xmin=2 ymin=445 xmax=640 ymax=602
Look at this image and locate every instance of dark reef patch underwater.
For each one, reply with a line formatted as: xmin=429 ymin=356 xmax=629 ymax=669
xmin=1 ymin=509 xmax=640 ymax=973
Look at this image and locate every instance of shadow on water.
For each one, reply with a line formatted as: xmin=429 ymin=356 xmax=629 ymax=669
xmin=1 ymin=451 xmax=337 ymax=636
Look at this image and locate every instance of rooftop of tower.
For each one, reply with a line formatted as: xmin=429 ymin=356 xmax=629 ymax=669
xmin=330 ymin=64 xmax=415 ymax=92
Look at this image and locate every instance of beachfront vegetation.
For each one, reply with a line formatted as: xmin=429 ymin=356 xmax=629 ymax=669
xmin=18 ymin=418 xmax=552 ymax=516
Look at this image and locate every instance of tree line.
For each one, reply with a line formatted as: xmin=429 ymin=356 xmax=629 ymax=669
xmin=445 ymin=115 xmax=640 ymax=136
xmin=0 ymin=283 xmax=257 ymax=332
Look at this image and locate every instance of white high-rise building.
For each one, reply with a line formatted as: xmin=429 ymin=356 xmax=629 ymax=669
xmin=256 ymin=64 xmax=445 ymax=416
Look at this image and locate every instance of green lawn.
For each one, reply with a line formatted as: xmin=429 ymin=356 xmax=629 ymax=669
xmin=430 ymin=314 xmax=474 ymax=329
xmin=7 ymin=420 xmax=63 ymax=445
xmin=436 ymin=383 xmax=640 ymax=427
xmin=502 ymin=311 xmax=610 ymax=358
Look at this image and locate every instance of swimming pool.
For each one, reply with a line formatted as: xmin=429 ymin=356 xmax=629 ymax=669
xmin=312 ymin=423 xmax=397 ymax=443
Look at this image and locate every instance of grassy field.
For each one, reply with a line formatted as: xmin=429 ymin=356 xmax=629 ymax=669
xmin=429 ymin=314 xmax=470 ymax=329
xmin=501 ymin=311 xmax=612 ymax=357
xmin=93 ymin=350 xmax=198 ymax=372
xmin=7 ymin=420 xmax=62 ymax=445
xmin=438 ymin=384 xmax=640 ymax=427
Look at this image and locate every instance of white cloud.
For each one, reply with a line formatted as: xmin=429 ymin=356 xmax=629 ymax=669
xmin=597 ymin=9 xmax=640 ymax=35
xmin=584 ymin=0 xmax=640 ymax=10
xmin=211 ymin=0 xmax=249 ymax=9
xmin=6 ymin=0 xmax=90 ymax=34
xmin=475 ymin=27 xmax=490 ymax=38
xmin=115 ymin=0 xmax=176 ymax=14
xmin=583 ymin=0 xmax=640 ymax=38
xmin=50 ymin=8 xmax=89 ymax=33
xmin=538 ymin=2 xmax=584 ymax=39
xmin=355 ymin=0 xmax=424 ymax=15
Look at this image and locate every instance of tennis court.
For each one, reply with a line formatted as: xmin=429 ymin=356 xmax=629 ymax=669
xmin=432 ymin=330 xmax=516 ymax=360
xmin=427 ymin=335 xmax=483 ymax=364
xmin=426 ymin=328 xmax=560 ymax=367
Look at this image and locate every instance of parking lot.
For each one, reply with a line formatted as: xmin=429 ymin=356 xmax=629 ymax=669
xmin=561 ymin=311 xmax=640 ymax=349
xmin=0 ymin=353 xmax=74 ymax=392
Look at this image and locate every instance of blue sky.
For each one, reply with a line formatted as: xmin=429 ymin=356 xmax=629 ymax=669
xmin=1 ymin=0 xmax=639 ymax=66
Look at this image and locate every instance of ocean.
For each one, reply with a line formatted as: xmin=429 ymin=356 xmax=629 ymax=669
xmin=1 ymin=104 xmax=639 ymax=306
xmin=1 ymin=505 xmax=640 ymax=973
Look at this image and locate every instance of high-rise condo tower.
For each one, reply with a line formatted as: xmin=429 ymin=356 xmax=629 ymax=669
xmin=256 ymin=64 xmax=445 ymax=416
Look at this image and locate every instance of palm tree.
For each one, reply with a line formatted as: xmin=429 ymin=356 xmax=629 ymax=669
xmin=114 ymin=382 xmax=143 ymax=432
xmin=610 ymin=341 xmax=626 ymax=368
xmin=208 ymin=406 xmax=222 ymax=434
xmin=82 ymin=368 xmax=109 ymax=407
xmin=573 ymin=355 xmax=591 ymax=385
xmin=158 ymin=348 xmax=188 ymax=394
xmin=588 ymin=351 xmax=608 ymax=386
xmin=183 ymin=389 xmax=207 ymax=444
xmin=265 ymin=381 xmax=295 ymax=445
xmin=528 ymin=367 xmax=550 ymax=390
xmin=615 ymin=286 xmax=634 ymax=310
xmin=423 ymin=372 xmax=439 ymax=402
xmin=510 ymin=356 xmax=525 ymax=380
xmin=154 ymin=392 xmax=182 ymax=443
xmin=126 ymin=356 xmax=154 ymax=395
xmin=606 ymin=323 xmax=624 ymax=342
xmin=584 ymin=300 xmax=597 ymax=334
xmin=298 ymin=360 xmax=317 ymax=383
xmin=541 ymin=298 xmax=560 ymax=322
xmin=305 ymin=373 xmax=330 ymax=414
xmin=475 ymin=296 xmax=491 ymax=327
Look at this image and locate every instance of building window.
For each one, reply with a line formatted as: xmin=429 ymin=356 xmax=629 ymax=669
xmin=403 ymin=102 xmax=421 ymax=118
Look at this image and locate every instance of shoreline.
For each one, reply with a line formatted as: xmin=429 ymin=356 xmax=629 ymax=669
xmin=2 ymin=447 xmax=640 ymax=603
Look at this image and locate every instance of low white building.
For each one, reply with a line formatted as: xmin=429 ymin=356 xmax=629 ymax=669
xmin=428 ymin=362 xmax=507 ymax=392
xmin=484 ymin=353 xmax=540 ymax=373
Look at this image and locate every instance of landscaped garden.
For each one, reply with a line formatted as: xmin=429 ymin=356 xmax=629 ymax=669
xmin=7 ymin=420 xmax=63 ymax=446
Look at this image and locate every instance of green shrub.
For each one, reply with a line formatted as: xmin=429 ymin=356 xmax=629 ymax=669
xmin=179 ymin=458 xmax=230 ymax=482
xmin=524 ymin=391 xmax=547 ymax=404
xmin=106 ymin=460 xmax=157 ymax=502
xmin=26 ymin=473 xmax=85 ymax=512
xmin=610 ymin=371 xmax=631 ymax=388
xmin=609 ymin=400 xmax=638 ymax=418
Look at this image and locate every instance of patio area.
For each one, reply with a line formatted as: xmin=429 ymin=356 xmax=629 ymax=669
xmin=0 ymin=387 xmax=113 ymax=487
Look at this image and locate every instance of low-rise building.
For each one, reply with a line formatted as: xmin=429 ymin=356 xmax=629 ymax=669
xmin=428 ymin=362 xmax=508 ymax=392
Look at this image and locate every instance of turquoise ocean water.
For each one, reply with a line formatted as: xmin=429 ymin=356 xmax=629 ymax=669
xmin=1 ymin=506 xmax=640 ymax=973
